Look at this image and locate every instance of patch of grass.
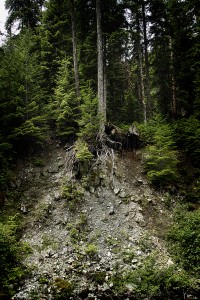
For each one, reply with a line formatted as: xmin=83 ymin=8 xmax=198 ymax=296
xmin=90 ymin=271 xmax=106 ymax=285
xmin=61 ymin=182 xmax=84 ymax=211
xmin=53 ymin=278 xmax=74 ymax=299
xmin=33 ymin=157 xmax=45 ymax=167
xmin=122 ymin=249 xmax=136 ymax=263
xmin=85 ymin=243 xmax=98 ymax=257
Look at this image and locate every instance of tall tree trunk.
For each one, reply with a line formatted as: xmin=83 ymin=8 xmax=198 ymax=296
xmin=136 ymin=12 xmax=147 ymax=124
xmin=141 ymin=0 xmax=151 ymax=118
xmin=96 ymin=0 xmax=106 ymax=136
xmin=169 ymin=36 xmax=177 ymax=117
xmin=70 ymin=0 xmax=80 ymax=98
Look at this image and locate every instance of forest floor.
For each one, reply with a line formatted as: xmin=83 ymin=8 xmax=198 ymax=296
xmin=5 ymin=140 xmax=175 ymax=300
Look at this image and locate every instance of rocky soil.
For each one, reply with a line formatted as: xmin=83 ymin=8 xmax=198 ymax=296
xmin=7 ymin=141 xmax=174 ymax=300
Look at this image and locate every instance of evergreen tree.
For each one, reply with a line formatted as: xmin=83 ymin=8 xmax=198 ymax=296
xmin=39 ymin=0 xmax=71 ymax=100
xmin=5 ymin=0 xmax=44 ymax=32
xmin=0 ymin=30 xmax=48 ymax=149
xmin=50 ymin=58 xmax=79 ymax=140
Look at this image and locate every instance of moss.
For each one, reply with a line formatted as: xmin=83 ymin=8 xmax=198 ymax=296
xmin=74 ymin=139 xmax=93 ymax=162
xmin=122 ymin=249 xmax=136 ymax=263
xmin=61 ymin=182 xmax=84 ymax=211
xmin=85 ymin=243 xmax=98 ymax=257
xmin=32 ymin=157 xmax=45 ymax=167
xmin=53 ymin=278 xmax=74 ymax=299
xmin=38 ymin=277 xmax=49 ymax=284
xmin=69 ymin=227 xmax=79 ymax=241
xmin=90 ymin=271 xmax=106 ymax=285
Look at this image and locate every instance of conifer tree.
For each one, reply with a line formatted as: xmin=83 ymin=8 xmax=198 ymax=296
xmin=0 ymin=30 xmax=48 ymax=149
xmin=50 ymin=58 xmax=79 ymax=140
xmin=5 ymin=0 xmax=44 ymax=32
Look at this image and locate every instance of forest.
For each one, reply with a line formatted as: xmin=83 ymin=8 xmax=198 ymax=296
xmin=0 ymin=0 xmax=200 ymax=299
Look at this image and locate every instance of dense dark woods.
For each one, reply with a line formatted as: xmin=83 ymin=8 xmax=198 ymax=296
xmin=0 ymin=0 xmax=200 ymax=298
xmin=1 ymin=0 xmax=200 ymax=184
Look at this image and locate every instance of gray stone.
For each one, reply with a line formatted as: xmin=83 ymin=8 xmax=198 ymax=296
xmin=53 ymin=191 xmax=60 ymax=201
xmin=108 ymin=206 xmax=115 ymax=215
xmin=20 ymin=204 xmax=28 ymax=214
xmin=48 ymin=165 xmax=58 ymax=173
xmin=119 ymin=191 xmax=126 ymax=198
xmin=89 ymin=187 xmax=95 ymax=194
xmin=113 ymin=188 xmax=120 ymax=195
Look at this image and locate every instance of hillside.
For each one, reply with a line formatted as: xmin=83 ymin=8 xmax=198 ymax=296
xmin=4 ymin=140 xmax=178 ymax=300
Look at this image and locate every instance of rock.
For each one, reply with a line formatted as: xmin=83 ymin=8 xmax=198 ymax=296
xmin=126 ymin=283 xmax=136 ymax=291
xmin=68 ymin=257 xmax=75 ymax=264
xmin=113 ymin=188 xmax=120 ymax=195
xmin=135 ymin=213 xmax=146 ymax=227
xmin=10 ymin=181 xmax=16 ymax=188
xmin=137 ymin=178 xmax=144 ymax=185
xmin=89 ymin=187 xmax=95 ymax=194
xmin=108 ymin=206 xmax=115 ymax=215
xmin=119 ymin=190 xmax=126 ymax=198
xmin=20 ymin=204 xmax=28 ymax=214
xmin=53 ymin=191 xmax=60 ymax=201
xmin=48 ymin=165 xmax=58 ymax=173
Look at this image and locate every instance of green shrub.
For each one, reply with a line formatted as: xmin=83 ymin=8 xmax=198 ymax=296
xmin=111 ymin=256 xmax=199 ymax=299
xmin=53 ymin=278 xmax=74 ymax=300
xmin=74 ymin=139 xmax=93 ymax=162
xmin=174 ymin=116 xmax=200 ymax=167
xmin=90 ymin=271 xmax=106 ymax=284
xmin=0 ymin=142 xmax=12 ymax=189
xmin=138 ymin=114 xmax=165 ymax=146
xmin=61 ymin=182 xmax=84 ymax=201
xmin=140 ymin=115 xmax=178 ymax=187
xmin=167 ymin=208 xmax=200 ymax=275
xmin=0 ymin=217 xmax=28 ymax=297
xmin=85 ymin=243 xmax=98 ymax=257
xmin=33 ymin=157 xmax=45 ymax=167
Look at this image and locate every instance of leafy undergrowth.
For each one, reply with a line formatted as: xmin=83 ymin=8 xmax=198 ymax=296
xmin=0 ymin=216 xmax=30 ymax=298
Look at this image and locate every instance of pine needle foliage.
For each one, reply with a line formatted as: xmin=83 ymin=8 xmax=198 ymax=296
xmin=174 ymin=116 xmax=200 ymax=167
xmin=78 ymin=82 xmax=99 ymax=140
xmin=139 ymin=115 xmax=178 ymax=187
xmin=74 ymin=139 xmax=93 ymax=162
xmin=50 ymin=58 xmax=79 ymax=140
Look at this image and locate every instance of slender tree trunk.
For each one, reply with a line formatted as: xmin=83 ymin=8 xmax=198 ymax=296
xmin=139 ymin=51 xmax=147 ymax=123
xmin=136 ymin=12 xmax=147 ymax=124
xmin=169 ymin=36 xmax=177 ymax=117
xmin=103 ymin=67 xmax=107 ymax=116
xmin=70 ymin=0 xmax=80 ymax=98
xmin=142 ymin=0 xmax=151 ymax=118
xmin=96 ymin=0 xmax=106 ymax=136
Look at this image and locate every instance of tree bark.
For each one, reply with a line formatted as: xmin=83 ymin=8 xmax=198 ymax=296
xmin=136 ymin=12 xmax=147 ymax=124
xmin=142 ymin=0 xmax=151 ymax=118
xmin=169 ymin=36 xmax=177 ymax=117
xmin=96 ymin=0 xmax=106 ymax=136
xmin=70 ymin=0 xmax=80 ymax=98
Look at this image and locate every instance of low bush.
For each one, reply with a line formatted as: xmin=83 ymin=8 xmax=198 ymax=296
xmin=53 ymin=278 xmax=74 ymax=300
xmin=167 ymin=208 xmax=200 ymax=275
xmin=139 ymin=115 xmax=178 ymax=188
xmin=111 ymin=255 xmax=199 ymax=299
xmin=0 ymin=216 xmax=28 ymax=298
